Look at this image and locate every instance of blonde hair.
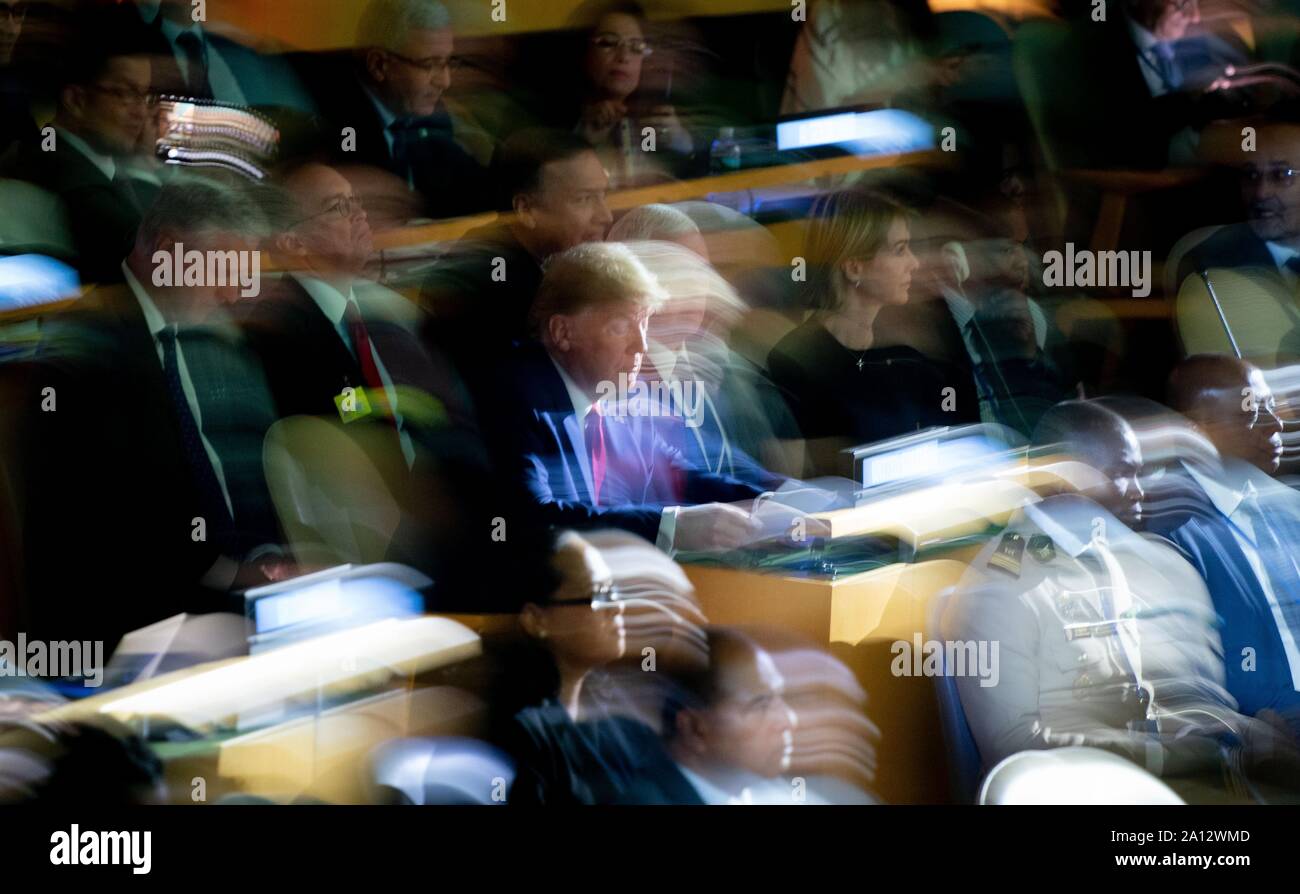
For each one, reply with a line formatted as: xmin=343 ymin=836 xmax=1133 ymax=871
xmin=531 ymin=242 xmax=667 ymax=337
xmin=804 ymin=189 xmax=910 ymax=311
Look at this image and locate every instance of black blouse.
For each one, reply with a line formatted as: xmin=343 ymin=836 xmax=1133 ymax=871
xmin=768 ymin=319 xmax=969 ymax=452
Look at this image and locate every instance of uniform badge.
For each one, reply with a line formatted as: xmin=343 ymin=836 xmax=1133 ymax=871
xmin=1028 ymin=535 xmax=1056 ymax=564
xmin=988 ymin=532 xmax=1026 ymax=577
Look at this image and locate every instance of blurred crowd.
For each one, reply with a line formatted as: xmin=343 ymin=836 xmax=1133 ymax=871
xmin=2 ymin=0 xmax=1300 ymax=805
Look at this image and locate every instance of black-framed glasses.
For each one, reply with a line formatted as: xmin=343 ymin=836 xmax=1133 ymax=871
xmin=1168 ymin=0 xmax=1196 ymax=13
xmin=591 ymin=33 xmax=652 ymax=57
xmin=549 ymin=581 xmax=619 ymax=608
xmin=88 ymin=82 xmax=156 ymax=107
xmin=1241 ymin=165 xmax=1297 ymax=185
xmin=383 ymin=50 xmax=463 ymax=75
xmin=0 ymin=2 xmax=27 ymax=21
xmin=294 ymin=194 xmax=365 ymax=226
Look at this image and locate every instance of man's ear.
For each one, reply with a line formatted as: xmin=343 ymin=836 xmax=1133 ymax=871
xmin=675 ymin=708 xmax=709 ymax=757
xmin=61 ymin=84 xmax=87 ymax=121
xmin=274 ymin=231 xmax=305 ymax=259
xmin=364 ymin=48 xmax=388 ymax=85
xmin=520 ymin=603 xmax=547 ymax=640
xmin=513 ymin=193 xmax=537 ymax=230
xmin=547 ymin=314 xmax=572 ymax=352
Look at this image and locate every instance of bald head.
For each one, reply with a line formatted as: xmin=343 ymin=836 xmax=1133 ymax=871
xmin=1168 ymin=355 xmax=1284 ymax=473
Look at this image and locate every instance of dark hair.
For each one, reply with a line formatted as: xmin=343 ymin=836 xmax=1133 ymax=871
xmin=1030 ymin=399 xmax=1131 ymax=453
xmin=491 ymin=128 xmax=595 ymax=212
xmin=1167 ymin=354 xmax=1255 ymax=416
xmin=660 ymin=627 xmax=760 ymax=742
xmin=56 ymin=5 xmax=155 ymax=94
xmin=803 ymin=189 xmax=912 ymax=311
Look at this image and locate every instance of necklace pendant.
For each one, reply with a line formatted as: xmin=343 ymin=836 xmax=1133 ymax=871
xmin=856 ymin=356 xmax=864 ymax=371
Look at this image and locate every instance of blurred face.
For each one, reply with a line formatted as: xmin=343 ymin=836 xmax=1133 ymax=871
xmin=1149 ymin=0 xmax=1199 ymax=41
xmin=693 ymin=647 xmax=796 ymax=778
xmin=1240 ymin=127 xmax=1300 ymax=244
xmin=284 ymin=166 xmax=373 ymax=275
xmin=850 ymin=217 xmax=918 ymax=307
xmin=67 ymin=55 xmax=152 ymax=156
xmin=0 ymin=1 xmax=24 ymax=66
xmin=1200 ymin=369 xmax=1285 ymax=474
xmin=1080 ymin=424 xmax=1146 ymax=528
xmin=554 ymin=299 xmax=650 ymax=395
xmin=370 ymin=27 xmax=455 ymax=118
xmin=519 ymin=151 xmax=613 ymax=257
xmin=584 ymin=13 xmax=646 ymax=101
xmin=531 ymin=538 xmax=625 ymax=670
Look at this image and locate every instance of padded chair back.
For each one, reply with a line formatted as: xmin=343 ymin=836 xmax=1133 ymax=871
xmin=979 ymin=746 xmax=1185 ymax=804
xmin=367 ymin=737 xmax=514 ymax=805
xmin=262 ymin=416 xmax=404 ymax=566
xmin=1176 ymin=265 xmax=1300 ymax=365
xmin=928 ymin=586 xmax=983 ymax=803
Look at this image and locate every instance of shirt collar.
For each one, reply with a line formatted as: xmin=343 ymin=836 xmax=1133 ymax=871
xmin=942 ymin=285 xmax=975 ymax=330
xmin=549 ymin=352 xmax=596 ymax=423
xmin=675 ymin=763 xmax=743 ymax=806
xmin=362 ymin=84 xmax=399 ymax=131
xmin=1127 ymin=18 xmax=1162 ymax=54
xmin=57 ymin=128 xmax=116 ymax=182
xmin=292 ymin=273 xmax=356 ymax=327
xmin=122 ymin=261 xmax=167 ymax=338
xmin=1267 ymin=241 xmax=1300 ymax=271
xmin=160 ymin=17 xmax=204 ymax=47
xmin=1185 ymin=459 xmax=1252 ymax=518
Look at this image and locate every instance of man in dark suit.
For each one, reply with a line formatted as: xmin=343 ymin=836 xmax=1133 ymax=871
xmin=483 ymin=240 xmax=777 ymax=554
xmin=292 ymin=0 xmax=484 ymax=220
xmin=22 ymin=181 xmax=288 ymax=654
xmin=2 ymin=11 xmax=158 ymax=285
xmin=420 ymin=128 xmax=614 ymax=392
xmin=1145 ymin=355 xmax=1300 ymax=737
xmin=508 ymin=627 xmax=800 ymax=805
xmin=135 ymin=0 xmax=315 ymax=112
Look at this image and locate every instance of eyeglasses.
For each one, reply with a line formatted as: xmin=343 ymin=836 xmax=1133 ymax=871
xmin=548 ymin=581 xmax=619 ymax=608
xmin=295 ymin=195 xmax=365 ymax=225
xmin=384 ymin=50 xmax=463 ymax=75
xmin=1241 ymin=166 xmax=1296 ymax=185
xmin=1168 ymin=0 xmax=1197 ymax=13
xmin=591 ymin=33 xmax=652 ymax=57
xmin=88 ymin=83 xmax=156 ymax=107
xmin=0 ymin=2 xmax=27 ymax=21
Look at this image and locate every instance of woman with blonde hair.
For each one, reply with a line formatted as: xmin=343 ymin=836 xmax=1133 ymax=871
xmin=768 ymin=189 xmax=959 ymax=476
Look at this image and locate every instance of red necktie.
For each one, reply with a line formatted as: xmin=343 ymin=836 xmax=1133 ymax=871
xmin=585 ymin=404 xmax=607 ymax=507
xmin=344 ymin=299 xmax=385 ymax=392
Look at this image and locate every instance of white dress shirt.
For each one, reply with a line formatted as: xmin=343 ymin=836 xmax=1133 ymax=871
xmin=121 ymin=261 xmax=234 ymax=518
xmin=292 ymin=273 xmax=415 ymax=468
xmin=1128 ymin=20 xmax=1181 ymax=98
xmin=1185 ymin=459 xmax=1300 ymax=689
xmin=549 ymin=353 xmax=679 ymax=553
xmin=645 ymin=339 xmax=733 ymax=477
xmin=942 ymin=286 xmax=1049 ymax=366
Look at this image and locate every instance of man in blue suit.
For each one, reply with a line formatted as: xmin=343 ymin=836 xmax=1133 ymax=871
xmin=484 ymin=241 xmax=772 ymax=554
xmin=1146 ymin=355 xmax=1300 ymax=737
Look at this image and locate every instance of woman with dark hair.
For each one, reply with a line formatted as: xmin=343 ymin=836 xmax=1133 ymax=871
xmin=768 ymin=190 xmax=964 ymax=476
xmin=533 ymin=0 xmax=700 ymax=186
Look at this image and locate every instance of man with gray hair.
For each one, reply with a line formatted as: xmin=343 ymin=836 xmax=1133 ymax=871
xmin=23 ymin=177 xmax=289 ymax=655
xmin=304 ymin=0 xmax=486 ymax=219
xmin=483 ymin=241 xmax=769 ymax=554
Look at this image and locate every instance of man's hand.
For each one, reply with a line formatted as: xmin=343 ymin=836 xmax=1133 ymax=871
xmin=674 ymin=502 xmax=761 ymax=552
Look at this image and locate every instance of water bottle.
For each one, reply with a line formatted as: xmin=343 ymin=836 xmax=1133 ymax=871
xmin=710 ymin=127 xmax=741 ymax=174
